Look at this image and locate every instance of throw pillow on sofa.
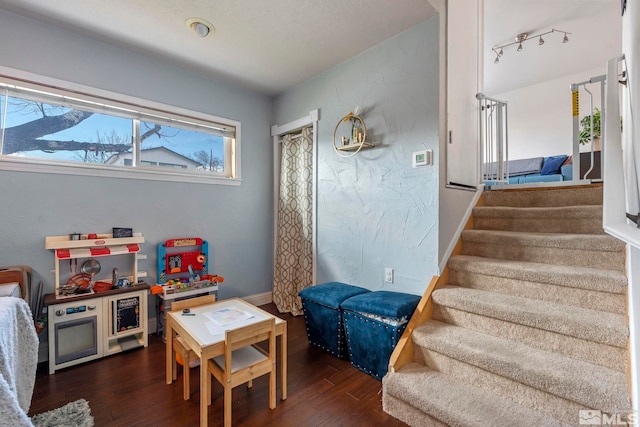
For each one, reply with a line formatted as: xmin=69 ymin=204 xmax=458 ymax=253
xmin=541 ymin=155 xmax=569 ymax=175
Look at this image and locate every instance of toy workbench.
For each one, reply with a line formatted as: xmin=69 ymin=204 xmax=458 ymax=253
xmin=153 ymin=237 xmax=222 ymax=300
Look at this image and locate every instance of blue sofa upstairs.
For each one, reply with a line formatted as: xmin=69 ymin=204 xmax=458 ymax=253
xmin=484 ymin=155 xmax=572 ymax=185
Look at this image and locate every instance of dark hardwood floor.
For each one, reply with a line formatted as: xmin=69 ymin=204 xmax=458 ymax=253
xmin=30 ymin=303 xmax=408 ymax=426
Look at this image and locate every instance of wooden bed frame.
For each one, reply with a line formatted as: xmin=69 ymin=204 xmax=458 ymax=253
xmin=0 ymin=265 xmax=32 ymax=304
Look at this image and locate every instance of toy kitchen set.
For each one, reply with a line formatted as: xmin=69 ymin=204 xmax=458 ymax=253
xmin=44 ymin=229 xmax=150 ymax=374
xmin=151 ymin=237 xmax=223 ymax=342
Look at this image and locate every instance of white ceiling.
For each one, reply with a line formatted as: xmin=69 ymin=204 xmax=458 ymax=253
xmin=0 ymin=0 xmax=437 ymax=96
xmin=484 ymin=0 xmax=622 ymax=94
xmin=0 ymin=0 xmax=622 ymax=97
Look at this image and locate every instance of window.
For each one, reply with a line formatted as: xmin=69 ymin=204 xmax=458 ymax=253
xmin=0 ymin=74 xmax=240 ymax=184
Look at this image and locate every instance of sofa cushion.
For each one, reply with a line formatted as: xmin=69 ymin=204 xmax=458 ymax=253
xmin=541 ymin=155 xmax=569 ymax=175
xmin=509 ymin=157 xmax=544 ymax=176
xmin=561 ymin=164 xmax=573 ymax=181
xmin=484 ymin=156 xmax=544 ymax=179
xmin=521 ymin=174 xmax=563 ymax=183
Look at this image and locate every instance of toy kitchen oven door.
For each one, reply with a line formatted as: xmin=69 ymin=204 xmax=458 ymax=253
xmin=48 ymin=291 xmax=145 ymax=373
xmin=48 ymin=297 xmax=103 ymax=373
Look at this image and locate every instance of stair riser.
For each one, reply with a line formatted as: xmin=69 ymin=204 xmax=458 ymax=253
xmin=382 ymin=394 xmax=447 ymax=427
xmin=449 ymin=270 xmax=627 ymax=315
xmin=474 ymin=217 xmax=605 ymax=234
xmin=432 ymin=305 xmax=628 ymax=372
xmin=448 ymin=255 xmax=628 ymax=294
xmin=482 ymin=187 xmax=603 ymax=207
xmin=462 ymin=241 xmax=625 ymax=271
xmin=432 ymin=287 xmax=627 ymax=347
xmin=414 ymin=348 xmax=585 ymax=425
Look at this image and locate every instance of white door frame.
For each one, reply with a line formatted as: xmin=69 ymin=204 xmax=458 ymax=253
xmin=271 ymin=109 xmax=319 ymax=286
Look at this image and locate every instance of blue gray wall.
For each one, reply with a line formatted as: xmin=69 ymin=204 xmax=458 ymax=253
xmin=274 ymin=17 xmax=440 ymax=295
xmin=0 ymin=10 xmax=274 ymax=307
xmin=0 ymin=8 xmax=440 ymax=321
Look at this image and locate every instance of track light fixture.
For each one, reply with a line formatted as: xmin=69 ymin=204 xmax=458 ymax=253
xmin=491 ymin=28 xmax=571 ymax=64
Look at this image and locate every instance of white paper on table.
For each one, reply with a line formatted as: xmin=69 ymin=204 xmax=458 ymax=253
xmin=203 ymin=308 xmax=257 ymax=337
xmin=204 ymin=307 xmax=254 ymax=326
xmin=204 ymin=320 xmax=226 ymax=338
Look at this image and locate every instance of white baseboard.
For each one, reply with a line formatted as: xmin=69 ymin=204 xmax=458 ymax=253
xmin=439 ymin=190 xmax=483 ymax=273
xmin=240 ymin=291 xmax=273 ymax=307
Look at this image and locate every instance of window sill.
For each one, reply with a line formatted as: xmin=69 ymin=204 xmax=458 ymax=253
xmin=0 ymin=157 xmax=242 ymax=186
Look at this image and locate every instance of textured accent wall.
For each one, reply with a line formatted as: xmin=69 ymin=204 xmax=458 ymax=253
xmin=275 ymin=18 xmax=440 ymax=295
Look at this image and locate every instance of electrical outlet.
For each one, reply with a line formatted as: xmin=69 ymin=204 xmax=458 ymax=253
xmin=384 ymin=268 xmax=394 ymax=284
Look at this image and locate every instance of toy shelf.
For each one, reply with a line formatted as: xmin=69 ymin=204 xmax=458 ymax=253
xmin=45 ymin=233 xmax=146 ymax=297
xmin=45 ymin=233 xmax=144 ymax=251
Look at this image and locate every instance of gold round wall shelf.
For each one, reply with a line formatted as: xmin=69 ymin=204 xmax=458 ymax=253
xmin=333 ymin=112 xmax=373 ymax=158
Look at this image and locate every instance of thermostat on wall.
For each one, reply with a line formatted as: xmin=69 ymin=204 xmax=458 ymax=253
xmin=412 ymin=150 xmax=433 ymax=168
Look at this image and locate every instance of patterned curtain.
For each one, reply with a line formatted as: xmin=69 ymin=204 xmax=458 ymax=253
xmin=273 ymin=127 xmax=313 ymax=315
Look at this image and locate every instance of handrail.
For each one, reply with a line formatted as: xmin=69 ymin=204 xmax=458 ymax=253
xmin=476 ymin=93 xmax=508 ymax=104
xmin=602 ymin=51 xmax=639 ymax=415
xmin=603 ymin=55 xmax=640 ymax=248
xmin=476 ymin=93 xmax=508 ymax=185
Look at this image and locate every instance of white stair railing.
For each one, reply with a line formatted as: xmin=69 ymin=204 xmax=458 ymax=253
xmin=477 ymin=93 xmax=508 ymax=185
xmin=570 ymin=75 xmax=606 ymax=182
xmin=602 ymin=52 xmax=640 ymax=415
xmin=603 ymin=55 xmax=640 ymax=247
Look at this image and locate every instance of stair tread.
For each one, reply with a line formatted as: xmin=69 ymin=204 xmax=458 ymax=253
xmin=462 ymin=229 xmax=625 ymax=251
xmin=432 ymin=286 xmax=627 ymax=347
xmin=384 ymin=362 xmax=572 ymax=427
xmin=482 ymin=186 xmax=603 ymax=207
xmin=413 ymin=320 xmax=630 ymax=410
xmin=448 ymin=255 xmax=627 ymax=294
xmin=473 ymin=205 xmax=602 ymax=219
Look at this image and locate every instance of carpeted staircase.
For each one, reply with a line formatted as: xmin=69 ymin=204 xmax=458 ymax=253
xmin=383 ymin=185 xmax=630 ymax=426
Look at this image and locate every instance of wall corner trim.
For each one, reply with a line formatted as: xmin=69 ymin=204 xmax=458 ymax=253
xmin=271 ymin=109 xmax=320 ymax=136
xmin=438 ymin=188 xmax=483 ymax=273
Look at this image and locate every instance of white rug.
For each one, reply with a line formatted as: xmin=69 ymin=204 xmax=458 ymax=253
xmin=31 ymin=399 xmax=94 ymax=427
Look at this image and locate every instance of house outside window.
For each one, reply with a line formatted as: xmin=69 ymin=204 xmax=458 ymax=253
xmin=0 ymin=75 xmax=240 ymax=185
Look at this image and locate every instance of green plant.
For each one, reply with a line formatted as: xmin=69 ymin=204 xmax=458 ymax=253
xmin=579 ymin=108 xmax=623 ymax=145
xmin=579 ymin=108 xmax=601 ymax=145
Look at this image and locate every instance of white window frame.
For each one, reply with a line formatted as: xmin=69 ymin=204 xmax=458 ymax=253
xmin=0 ymin=66 xmax=241 ymax=185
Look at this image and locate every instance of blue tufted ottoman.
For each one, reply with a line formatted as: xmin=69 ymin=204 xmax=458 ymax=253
xmin=341 ymin=291 xmax=421 ymax=380
xmin=299 ymin=282 xmax=370 ymax=358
